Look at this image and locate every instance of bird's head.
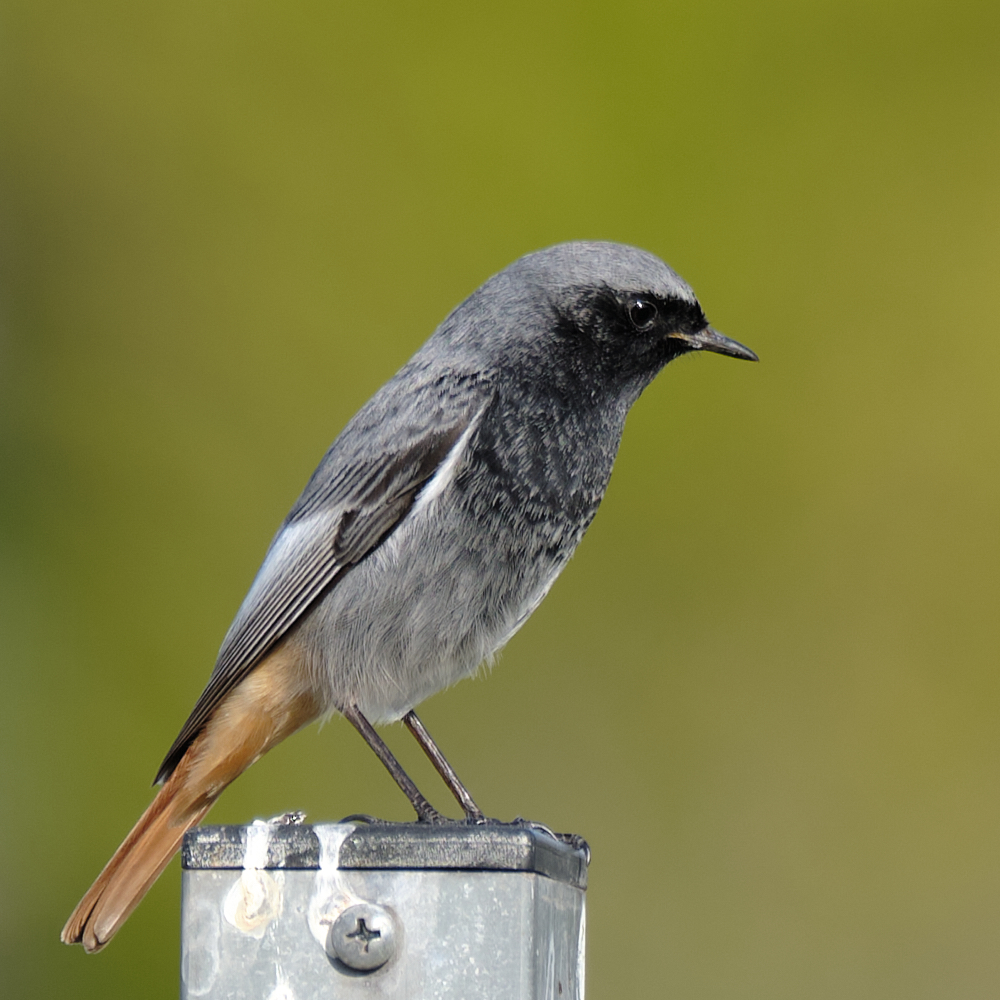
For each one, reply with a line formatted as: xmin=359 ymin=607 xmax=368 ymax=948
xmin=434 ymin=241 xmax=756 ymax=401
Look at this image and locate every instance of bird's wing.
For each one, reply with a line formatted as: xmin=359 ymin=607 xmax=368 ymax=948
xmin=155 ymin=388 xmax=489 ymax=782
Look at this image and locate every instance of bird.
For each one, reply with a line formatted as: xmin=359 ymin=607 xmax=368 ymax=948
xmin=62 ymin=240 xmax=757 ymax=952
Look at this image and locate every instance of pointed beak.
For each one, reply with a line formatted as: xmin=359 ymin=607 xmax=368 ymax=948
xmin=667 ymin=326 xmax=759 ymax=362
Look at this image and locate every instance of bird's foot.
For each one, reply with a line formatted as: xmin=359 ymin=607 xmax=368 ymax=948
xmin=415 ymin=802 xmax=450 ymax=824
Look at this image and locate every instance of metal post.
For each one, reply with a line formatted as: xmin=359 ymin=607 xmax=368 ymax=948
xmin=180 ymin=818 xmax=589 ymax=999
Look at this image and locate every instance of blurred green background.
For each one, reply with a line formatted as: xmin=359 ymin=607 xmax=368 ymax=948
xmin=2 ymin=1 xmax=998 ymax=996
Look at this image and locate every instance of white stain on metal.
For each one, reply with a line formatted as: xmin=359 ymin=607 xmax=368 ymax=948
xmin=265 ymin=970 xmax=296 ymax=1000
xmin=223 ymin=819 xmax=284 ymax=937
xmin=576 ymin=900 xmax=586 ymax=999
xmin=307 ymin=823 xmax=360 ymax=947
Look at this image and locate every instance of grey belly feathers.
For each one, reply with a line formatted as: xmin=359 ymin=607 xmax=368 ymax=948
xmin=285 ymin=392 xmax=620 ymax=723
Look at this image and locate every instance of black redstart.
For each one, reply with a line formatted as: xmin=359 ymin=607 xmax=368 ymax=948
xmin=63 ymin=240 xmax=757 ymax=951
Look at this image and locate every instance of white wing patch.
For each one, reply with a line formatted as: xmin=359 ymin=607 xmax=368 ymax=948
xmin=409 ymin=403 xmax=486 ymax=517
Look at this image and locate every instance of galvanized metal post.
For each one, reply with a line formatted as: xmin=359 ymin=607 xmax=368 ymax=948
xmin=180 ymin=818 xmax=589 ymax=999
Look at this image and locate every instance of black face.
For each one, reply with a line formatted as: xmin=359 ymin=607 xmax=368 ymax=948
xmin=553 ymin=284 xmax=711 ymax=386
xmin=622 ymin=292 xmax=709 ymax=338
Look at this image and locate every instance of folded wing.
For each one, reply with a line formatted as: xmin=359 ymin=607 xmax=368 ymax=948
xmin=155 ymin=390 xmax=489 ymax=783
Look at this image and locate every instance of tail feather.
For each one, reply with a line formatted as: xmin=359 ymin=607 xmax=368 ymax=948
xmin=62 ymin=644 xmax=322 ymax=952
xmin=60 ymin=755 xmax=215 ymax=952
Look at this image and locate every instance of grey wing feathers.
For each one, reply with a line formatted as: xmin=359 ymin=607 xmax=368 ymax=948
xmin=154 ymin=387 xmax=487 ymax=784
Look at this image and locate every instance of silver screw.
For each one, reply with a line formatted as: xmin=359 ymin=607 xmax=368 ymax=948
xmin=326 ymin=903 xmax=397 ymax=971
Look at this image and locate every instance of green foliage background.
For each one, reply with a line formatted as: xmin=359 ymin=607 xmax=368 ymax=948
xmin=2 ymin=2 xmax=998 ymax=996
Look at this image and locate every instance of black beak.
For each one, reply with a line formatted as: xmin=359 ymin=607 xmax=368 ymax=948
xmin=667 ymin=326 xmax=758 ymax=362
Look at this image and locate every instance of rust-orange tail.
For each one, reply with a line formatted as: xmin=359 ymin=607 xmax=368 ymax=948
xmin=61 ymin=646 xmax=322 ymax=952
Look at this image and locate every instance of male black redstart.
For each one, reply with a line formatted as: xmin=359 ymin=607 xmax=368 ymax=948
xmin=63 ymin=241 xmax=757 ymax=951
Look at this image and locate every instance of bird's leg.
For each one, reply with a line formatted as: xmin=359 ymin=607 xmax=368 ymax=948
xmin=342 ymin=704 xmax=446 ymax=823
xmin=403 ymin=710 xmax=485 ymax=822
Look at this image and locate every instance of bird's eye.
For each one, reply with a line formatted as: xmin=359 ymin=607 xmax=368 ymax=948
xmin=628 ymin=299 xmax=658 ymax=330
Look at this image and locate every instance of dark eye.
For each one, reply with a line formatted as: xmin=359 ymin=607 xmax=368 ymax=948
xmin=628 ymin=299 xmax=658 ymax=330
